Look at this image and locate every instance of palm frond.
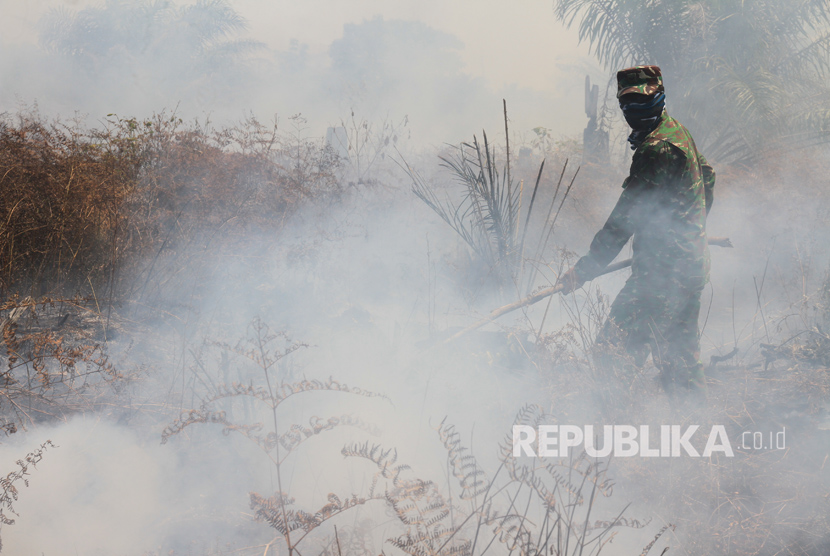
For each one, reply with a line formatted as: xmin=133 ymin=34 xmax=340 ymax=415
xmin=554 ymin=0 xmax=830 ymax=163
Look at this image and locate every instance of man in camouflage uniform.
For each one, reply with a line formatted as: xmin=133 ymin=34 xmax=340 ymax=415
xmin=556 ymin=65 xmax=715 ymax=396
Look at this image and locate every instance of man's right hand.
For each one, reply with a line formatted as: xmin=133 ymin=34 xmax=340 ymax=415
xmin=555 ymin=267 xmax=585 ymax=295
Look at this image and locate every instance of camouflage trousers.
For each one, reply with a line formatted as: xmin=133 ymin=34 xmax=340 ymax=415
xmin=593 ymin=275 xmax=707 ymax=396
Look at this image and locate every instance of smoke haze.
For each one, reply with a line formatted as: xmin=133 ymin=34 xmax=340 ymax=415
xmin=0 ymin=0 xmax=599 ymax=143
xmin=1 ymin=1 xmax=829 ymax=556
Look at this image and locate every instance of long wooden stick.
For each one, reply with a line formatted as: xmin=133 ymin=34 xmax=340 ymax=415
xmin=440 ymin=236 xmax=732 ymax=346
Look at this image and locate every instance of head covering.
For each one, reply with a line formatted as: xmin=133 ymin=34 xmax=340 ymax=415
xmin=620 ymin=92 xmax=665 ymax=127
xmin=621 ymin=93 xmax=665 ymax=149
xmin=616 ymin=65 xmax=666 ymax=149
xmin=616 ymin=65 xmax=664 ymax=98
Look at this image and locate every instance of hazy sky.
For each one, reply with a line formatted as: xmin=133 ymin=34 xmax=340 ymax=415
xmin=233 ymin=0 xmax=593 ymax=92
xmin=0 ymin=0 xmax=602 ymax=139
xmin=2 ymin=0 xmax=592 ymax=88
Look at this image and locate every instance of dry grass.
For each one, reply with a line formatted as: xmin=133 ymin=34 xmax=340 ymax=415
xmin=0 ymin=295 xmax=128 ymax=430
xmin=0 ymin=108 xmax=348 ymax=552
xmin=0 ymin=109 xmax=342 ymax=304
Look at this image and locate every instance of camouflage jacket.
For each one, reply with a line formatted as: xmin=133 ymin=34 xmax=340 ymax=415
xmin=574 ymin=111 xmax=715 ymax=289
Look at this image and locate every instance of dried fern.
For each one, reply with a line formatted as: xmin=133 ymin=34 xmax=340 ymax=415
xmin=0 ymin=441 xmax=54 ymax=551
xmin=340 ymin=408 xmax=655 ymax=556
xmin=161 ymin=318 xmax=388 ymax=556
xmin=436 ymin=418 xmax=489 ymax=501
xmin=0 ymin=296 xmax=127 ymax=429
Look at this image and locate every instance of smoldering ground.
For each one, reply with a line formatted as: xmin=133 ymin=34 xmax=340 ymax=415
xmin=0 ymin=169 xmax=567 ymax=554
xmin=1 ymin=125 xmax=829 ymax=555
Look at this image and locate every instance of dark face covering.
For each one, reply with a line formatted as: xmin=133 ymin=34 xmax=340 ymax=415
xmin=620 ymin=92 xmax=666 ymax=149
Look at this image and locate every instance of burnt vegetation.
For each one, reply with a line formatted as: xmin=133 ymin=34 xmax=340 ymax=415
xmin=0 ymin=101 xmax=830 ymax=555
xmin=0 ymin=109 xmax=342 ymax=300
xmin=1 ymin=3 xmax=830 ymax=552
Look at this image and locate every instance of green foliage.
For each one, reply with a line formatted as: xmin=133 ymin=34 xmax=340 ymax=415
xmin=554 ymin=0 xmax=830 ymax=162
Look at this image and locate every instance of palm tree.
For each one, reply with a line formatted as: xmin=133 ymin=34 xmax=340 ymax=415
xmin=39 ymin=0 xmax=264 ymax=101
xmin=554 ymin=0 xmax=830 ymax=163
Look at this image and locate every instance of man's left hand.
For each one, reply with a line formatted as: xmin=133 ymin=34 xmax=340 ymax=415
xmin=555 ymin=267 xmax=585 ymax=295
